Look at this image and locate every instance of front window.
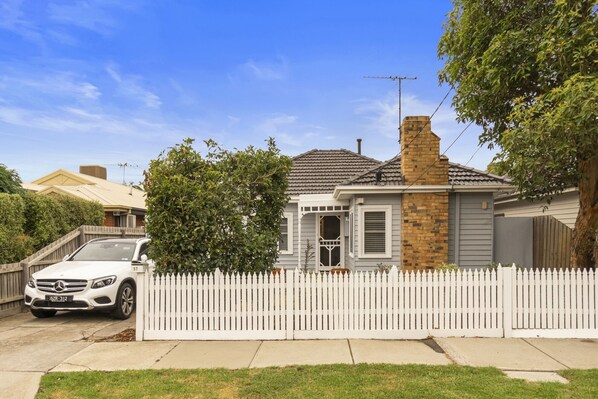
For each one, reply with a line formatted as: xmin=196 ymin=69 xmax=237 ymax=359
xmin=279 ymin=212 xmax=293 ymax=254
xmin=359 ymin=205 xmax=392 ymax=258
xmin=70 ymin=241 xmax=137 ymax=261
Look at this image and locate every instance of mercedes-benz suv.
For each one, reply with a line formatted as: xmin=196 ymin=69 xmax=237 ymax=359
xmin=24 ymin=237 xmax=150 ymax=319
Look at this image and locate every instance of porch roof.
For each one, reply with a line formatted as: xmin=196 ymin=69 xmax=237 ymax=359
xmin=297 ymin=194 xmax=349 ymax=216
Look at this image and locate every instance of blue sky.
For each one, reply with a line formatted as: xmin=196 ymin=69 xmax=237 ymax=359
xmin=0 ymin=0 xmax=496 ymax=185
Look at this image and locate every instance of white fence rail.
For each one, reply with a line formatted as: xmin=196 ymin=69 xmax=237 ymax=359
xmin=134 ymin=266 xmax=598 ymax=341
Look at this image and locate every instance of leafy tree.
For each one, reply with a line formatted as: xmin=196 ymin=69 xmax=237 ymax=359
xmin=0 ymin=163 xmax=24 ymax=194
xmin=439 ymin=0 xmax=598 ymax=269
xmin=144 ymin=138 xmax=292 ymax=274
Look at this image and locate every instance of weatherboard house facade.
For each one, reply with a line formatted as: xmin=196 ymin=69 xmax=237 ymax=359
xmin=276 ymin=116 xmax=512 ymax=272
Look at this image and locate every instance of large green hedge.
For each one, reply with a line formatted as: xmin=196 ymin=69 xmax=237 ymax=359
xmin=23 ymin=193 xmax=104 ymax=249
xmin=145 ymin=138 xmax=292 ymax=274
xmin=0 ymin=192 xmax=104 ymax=263
xmin=0 ymin=194 xmax=30 ymax=263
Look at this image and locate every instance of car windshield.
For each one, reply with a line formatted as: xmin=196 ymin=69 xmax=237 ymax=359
xmin=69 ymin=242 xmax=136 ymax=261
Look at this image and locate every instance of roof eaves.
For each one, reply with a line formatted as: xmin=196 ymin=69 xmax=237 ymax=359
xmin=449 ymin=162 xmax=512 ymax=184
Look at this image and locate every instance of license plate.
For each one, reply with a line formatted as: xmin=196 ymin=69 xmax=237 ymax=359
xmin=46 ymin=295 xmax=72 ymax=302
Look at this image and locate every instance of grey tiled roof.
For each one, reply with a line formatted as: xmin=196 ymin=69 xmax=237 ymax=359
xmin=288 ymin=149 xmax=381 ymax=195
xmin=344 ymin=156 xmax=511 ymax=186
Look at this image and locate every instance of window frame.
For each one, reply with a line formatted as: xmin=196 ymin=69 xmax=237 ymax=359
xmin=348 ymin=209 xmax=354 ymax=258
xmin=358 ymin=205 xmax=392 ymax=258
xmin=279 ymin=212 xmax=294 ymax=255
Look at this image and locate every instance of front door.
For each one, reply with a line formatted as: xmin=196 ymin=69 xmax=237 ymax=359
xmin=318 ymin=214 xmax=343 ymax=270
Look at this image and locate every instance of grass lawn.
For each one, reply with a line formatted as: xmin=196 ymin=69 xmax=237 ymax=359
xmin=37 ymin=364 xmax=598 ymax=399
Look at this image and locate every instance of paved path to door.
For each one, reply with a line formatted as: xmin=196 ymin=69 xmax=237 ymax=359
xmin=2 ymin=311 xmax=598 ymax=398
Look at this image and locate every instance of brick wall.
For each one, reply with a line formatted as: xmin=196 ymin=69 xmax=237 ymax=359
xmin=400 ymin=116 xmax=449 ymax=270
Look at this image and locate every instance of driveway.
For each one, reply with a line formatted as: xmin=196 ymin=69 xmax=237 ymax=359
xmin=0 ymin=310 xmax=134 ymax=399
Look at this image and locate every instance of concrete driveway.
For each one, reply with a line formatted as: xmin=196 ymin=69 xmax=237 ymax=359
xmin=0 ymin=310 xmax=134 ymax=399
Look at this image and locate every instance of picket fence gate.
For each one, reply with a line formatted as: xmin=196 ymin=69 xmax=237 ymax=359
xmin=133 ymin=265 xmax=598 ymax=341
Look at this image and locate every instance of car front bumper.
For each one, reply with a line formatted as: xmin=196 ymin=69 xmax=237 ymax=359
xmin=24 ymin=283 xmax=120 ymax=311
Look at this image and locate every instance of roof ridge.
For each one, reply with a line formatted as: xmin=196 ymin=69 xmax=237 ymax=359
xmin=292 ymin=148 xmax=318 ymax=160
xmin=342 ymin=154 xmax=400 ymax=185
xmin=292 ymin=148 xmax=381 ymax=164
xmin=449 ymin=162 xmax=511 ymax=184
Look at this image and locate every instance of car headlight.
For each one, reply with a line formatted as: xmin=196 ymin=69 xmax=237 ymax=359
xmin=28 ymin=277 xmax=36 ymax=288
xmin=91 ymin=276 xmax=117 ymax=289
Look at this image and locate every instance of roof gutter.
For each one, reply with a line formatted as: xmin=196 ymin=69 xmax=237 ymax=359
xmin=333 ymin=184 xmax=515 ymax=199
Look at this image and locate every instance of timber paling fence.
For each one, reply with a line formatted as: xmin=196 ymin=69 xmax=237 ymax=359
xmin=134 ymin=265 xmax=598 ymax=341
xmin=0 ymin=225 xmax=146 ymax=317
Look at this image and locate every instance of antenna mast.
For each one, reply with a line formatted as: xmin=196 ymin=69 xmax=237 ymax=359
xmin=116 ymin=162 xmax=139 ymax=184
xmin=364 ymin=75 xmax=417 ymax=142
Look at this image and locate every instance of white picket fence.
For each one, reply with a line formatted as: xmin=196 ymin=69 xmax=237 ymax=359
xmin=133 ymin=265 xmax=598 ymax=341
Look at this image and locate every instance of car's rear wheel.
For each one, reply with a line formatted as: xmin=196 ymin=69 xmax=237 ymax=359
xmin=31 ymin=309 xmax=57 ymax=318
xmin=111 ymin=282 xmax=135 ymax=320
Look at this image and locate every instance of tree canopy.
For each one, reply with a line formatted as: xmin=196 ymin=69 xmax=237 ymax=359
xmin=144 ymin=138 xmax=292 ymax=274
xmin=438 ymin=0 xmax=598 ymax=268
xmin=0 ymin=163 xmax=24 ymax=194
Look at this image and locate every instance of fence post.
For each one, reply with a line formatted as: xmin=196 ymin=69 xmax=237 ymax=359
xmin=501 ymin=264 xmax=515 ymax=338
xmin=132 ymin=262 xmax=148 ymax=341
xmin=21 ymin=261 xmax=29 ymax=292
xmin=77 ymin=226 xmax=86 ymax=247
xmin=286 ymin=269 xmax=295 ymax=340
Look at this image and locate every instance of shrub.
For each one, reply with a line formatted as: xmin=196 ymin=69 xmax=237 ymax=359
xmin=438 ymin=262 xmax=460 ymax=271
xmin=0 ymin=194 xmax=30 ymax=263
xmin=23 ymin=193 xmax=104 ymax=249
xmin=145 ymin=138 xmax=292 ymax=274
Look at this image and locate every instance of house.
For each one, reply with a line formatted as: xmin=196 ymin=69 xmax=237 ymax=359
xmin=494 ymin=188 xmax=579 ymax=229
xmin=492 ymin=188 xmax=579 ymax=269
xmin=23 ymin=165 xmax=146 ymax=228
xmin=276 ymin=116 xmax=513 ymax=272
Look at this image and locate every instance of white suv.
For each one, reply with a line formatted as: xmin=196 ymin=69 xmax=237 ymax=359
xmin=24 ymin=237 xmax=150 ymax=319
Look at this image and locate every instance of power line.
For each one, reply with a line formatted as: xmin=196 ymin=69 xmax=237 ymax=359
xmin=402 ymin=120 xmax=475 ymax=191
xmin=398 ymin=86 xmax=453 ymax=154
xmin=464 ymin=144 xmax=483 ymax=167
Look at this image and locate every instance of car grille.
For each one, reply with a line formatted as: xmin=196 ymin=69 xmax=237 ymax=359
xmin=36 ymin=279 xmax=88 ymax=293
xmin=32 ymin=300 xmax=89 ymax=309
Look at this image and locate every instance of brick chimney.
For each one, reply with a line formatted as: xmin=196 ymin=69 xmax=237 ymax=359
xmin=79 ymin=165 xmax=107 ymax=180
xmin=400 ymin=116 xmax=449 ymax=271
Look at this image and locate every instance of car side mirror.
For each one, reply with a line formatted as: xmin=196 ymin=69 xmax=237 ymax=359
xmin=63 ymin=255 xmax=70 ymax=261
xmin=140 ymin=254 xmax=148 ymax=263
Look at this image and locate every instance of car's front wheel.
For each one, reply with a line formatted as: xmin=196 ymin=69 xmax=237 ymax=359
xmin=31 ymin=309 xmax=57 ymax=318
xmin=111 ymin=282 xmax=135 ymax=320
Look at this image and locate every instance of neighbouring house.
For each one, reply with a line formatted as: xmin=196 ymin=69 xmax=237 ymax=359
xmin=276 ymin=116 xmax=513 ymax=272
xmin=23 ymin=165 xmax=146 ymax=228
xmin=494 ymin=188 xmax=579 ymax=229
xmin=493 ymin=188 xmax=579 ymax=269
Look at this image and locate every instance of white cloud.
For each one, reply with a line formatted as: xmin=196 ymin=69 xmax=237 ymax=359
xmin=47 ymin=0 xmax=137 ymax=36
xmin=0 ymin=70 xmax=101 ymax=103
xmin=106 ymin=63 xmax=162 ymax=109
xmin=254 ymin=113 xmax=331 ymax=149
xmin=0 ymin=0 xmax=45 ymax=46
xmin=235 ymin=57 xmax=288 ymax=81
xmin=354 ymin=91 xmax=459 ymax=140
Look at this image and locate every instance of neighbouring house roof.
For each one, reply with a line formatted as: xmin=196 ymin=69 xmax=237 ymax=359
xmin=28 ymin=169 xmax=146 ymax=212
xmin=288 ymin=149 xmax=381 ymax=195
xmin=343 ymin=155 xmax=511 ymax=187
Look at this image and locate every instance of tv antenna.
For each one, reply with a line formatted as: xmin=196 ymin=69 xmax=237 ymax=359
xmin=364 ymin=75 xmax=417 ymax=142
xmin=107 ymin=162 xmax=140 ymax=184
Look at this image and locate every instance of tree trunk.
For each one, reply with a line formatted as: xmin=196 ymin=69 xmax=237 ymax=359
xmin=571 ymin=155 xmax=598 ymax=270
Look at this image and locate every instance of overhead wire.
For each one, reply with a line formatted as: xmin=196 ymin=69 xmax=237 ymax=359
xmin=396 ymin=85 xmax=454 ymax=159
xmin=401 ymin=120 xmax=475 ymax=191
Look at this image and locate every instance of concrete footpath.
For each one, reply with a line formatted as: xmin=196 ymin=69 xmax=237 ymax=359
xmin=2 ymin=312 xmax=598 ymax=398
